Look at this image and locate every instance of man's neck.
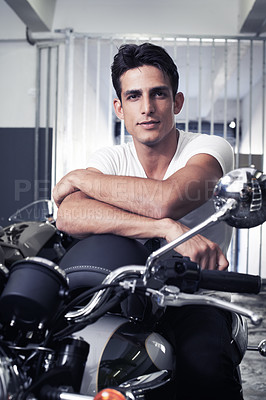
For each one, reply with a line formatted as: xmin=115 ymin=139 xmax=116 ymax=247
xmin=133 ymin=130 xmax=179 ymax=180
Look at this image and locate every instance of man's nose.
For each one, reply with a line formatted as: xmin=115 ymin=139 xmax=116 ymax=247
xmin=141 ymin=95 xmax=155 ymax=114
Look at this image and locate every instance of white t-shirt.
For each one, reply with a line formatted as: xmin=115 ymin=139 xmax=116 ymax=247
xmin=87 ymin=130 xmax=234 ymax=253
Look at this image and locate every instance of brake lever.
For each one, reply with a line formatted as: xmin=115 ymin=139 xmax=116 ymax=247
xmin=148 ymin=285 xmax=263 ymax=326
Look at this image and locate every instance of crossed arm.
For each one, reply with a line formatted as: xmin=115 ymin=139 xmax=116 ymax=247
xmin=53 ymin=154 xmax=228 ymax=270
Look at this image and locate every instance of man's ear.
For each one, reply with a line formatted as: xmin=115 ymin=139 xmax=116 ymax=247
xmin=113 ymin=98 xmax=124 ymax=120
xmin=174 ymin=92 xmax=184 ymax=115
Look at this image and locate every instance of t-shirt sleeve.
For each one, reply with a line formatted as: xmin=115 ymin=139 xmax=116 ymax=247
xmin=183 ymin=135 xmax=234 ymax=175
xmin=86 ymin=146 xmax=120 ymax=175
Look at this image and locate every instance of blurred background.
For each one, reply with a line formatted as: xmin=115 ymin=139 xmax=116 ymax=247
xmin=0 ymin=0 xmax=266 ymax=277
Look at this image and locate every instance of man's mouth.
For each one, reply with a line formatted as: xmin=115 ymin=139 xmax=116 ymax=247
xmin=138 ymin=120 xmax=160 ymax=126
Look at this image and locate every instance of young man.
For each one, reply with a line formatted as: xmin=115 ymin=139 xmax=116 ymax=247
xmin=53 ymin=43 xmax=242 ymax=399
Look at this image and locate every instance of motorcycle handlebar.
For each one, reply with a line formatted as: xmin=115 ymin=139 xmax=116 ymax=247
xmin=152 ymin=256 xmax=262 ymax=295
xmin=66 ymin=260 xmax=262 ymax=322
xmin=199 ymin=270 xmax=261 ymax=294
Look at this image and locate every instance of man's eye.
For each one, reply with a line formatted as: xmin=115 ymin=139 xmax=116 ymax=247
xmin=127 ymin=94 xmax=139 ymax=100
xmin=155 ymin=91 xmax=166 ymax=98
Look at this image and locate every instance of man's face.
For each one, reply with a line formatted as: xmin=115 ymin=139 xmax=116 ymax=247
xmin=114 ymin=65 xmax=184 ymax=148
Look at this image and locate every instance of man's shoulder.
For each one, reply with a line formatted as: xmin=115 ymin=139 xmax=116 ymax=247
xmin=179 ymin=130 xmax=233 ymax=151
xmin=176 ymin=130 xmax=234 ymax=174
xmin=179 ymin=130 xmax=229 ymax=143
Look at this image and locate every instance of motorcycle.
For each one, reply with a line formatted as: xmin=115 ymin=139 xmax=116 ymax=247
xmin=0 ymin=199 xmax=76 ymax=268
xmin=0 ymin=167 xmax=265 ymax=400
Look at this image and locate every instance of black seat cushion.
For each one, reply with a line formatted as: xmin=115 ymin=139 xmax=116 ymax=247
xmin=59 ymin=234 xmax=150 ymax=291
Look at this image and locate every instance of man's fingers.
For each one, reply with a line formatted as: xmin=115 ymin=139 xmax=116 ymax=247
xmin=53 ymin=178 xmax=74 ymax=207
xmin=167 ymin=222 xmax=229 ymax=272
xmin=217 ymin=250 xmax=229 ymax=271
xmin=52 ymin=185 xmax=64 ymax=208
xmin=188 ymin=238 xmax=229 ymax=271
xmin=52 ymin=187 xmax=60 ymax=207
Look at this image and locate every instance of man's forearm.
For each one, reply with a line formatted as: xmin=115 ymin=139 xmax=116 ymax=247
xmin=54 ymin=168 xmax=167 ymax=218
xmin=54 ymin=156 xmax=221 ymax=221
xmin=78 ymin=171 xmax=168 ymax=219
xmin=55 ymin=191 xmax=172 ymax=240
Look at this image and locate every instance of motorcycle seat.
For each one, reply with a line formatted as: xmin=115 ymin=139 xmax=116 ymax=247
xmin=59 ymin=234 xmax=149 ymax=292
xmin=61 ymin=264 xmax=112 ymax=291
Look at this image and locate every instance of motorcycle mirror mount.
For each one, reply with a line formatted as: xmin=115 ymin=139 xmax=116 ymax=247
xmin=144 ymin=167 xmax=266 ymax=283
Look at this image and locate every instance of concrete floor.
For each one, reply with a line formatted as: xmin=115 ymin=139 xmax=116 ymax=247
xmin=232 ymin=287 xmax=266 ymax=400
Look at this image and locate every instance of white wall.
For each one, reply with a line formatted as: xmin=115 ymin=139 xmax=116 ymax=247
xmin=0 ymin=0 xmax=36 ymax=127
xmin=53 ymin=0 xmax=240 ymax=37
xmin=0 ymin=42 xmax=36 ymax=127
xmin=0 ymin=0 xmax=25 ymax=39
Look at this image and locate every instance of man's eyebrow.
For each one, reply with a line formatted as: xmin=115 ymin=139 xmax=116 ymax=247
xmin=150 ymin=85 xmax=170 ymax=92
xmin=124 ymin=86 xmax=170 ymax=96
xmin=124 ymin=89 xmax=142 ymax=96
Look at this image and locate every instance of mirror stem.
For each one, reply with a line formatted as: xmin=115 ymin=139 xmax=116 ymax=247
xmin=144 ymin=198 xmax=237 ymax=282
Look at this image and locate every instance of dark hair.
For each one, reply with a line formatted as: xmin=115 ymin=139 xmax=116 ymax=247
xmin=111 ymin=43 xmax=179 ymax=101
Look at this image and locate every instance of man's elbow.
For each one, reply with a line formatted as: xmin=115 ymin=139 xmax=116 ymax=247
xmin=55 ymin=205 xmax=77 ymax=235
xmin=55 ymin=206 xmax=92 ymax=240
xmin=55 ymin=211 xmax=71 ymax=234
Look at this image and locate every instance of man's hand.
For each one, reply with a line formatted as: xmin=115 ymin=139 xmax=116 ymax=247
xmin=160 ymin=218 xmax=228 ymax=271
xmin=53 ymin=169 xmax=87 ymax=207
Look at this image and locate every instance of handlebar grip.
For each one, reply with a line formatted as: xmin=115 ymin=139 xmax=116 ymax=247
xmin=199 ymin=270 xmax=261 ymax=294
